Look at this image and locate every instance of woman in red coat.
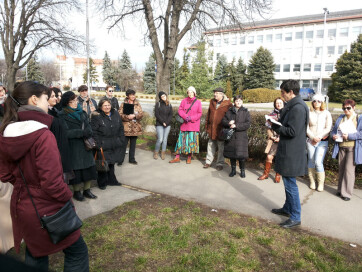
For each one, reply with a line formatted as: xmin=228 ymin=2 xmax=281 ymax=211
xmin=0 ymin=82 xmax=89 ymax=271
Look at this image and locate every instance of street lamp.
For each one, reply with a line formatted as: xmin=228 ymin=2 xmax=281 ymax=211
xmin=318 ymin=7 xmax=329 ymax=95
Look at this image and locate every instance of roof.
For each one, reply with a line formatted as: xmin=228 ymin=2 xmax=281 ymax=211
xmin=205 ymin=9 xmax=362 ymax=35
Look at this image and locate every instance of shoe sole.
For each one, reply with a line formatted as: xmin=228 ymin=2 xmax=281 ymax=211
xmin=271 ymin=210 xmax=290 ymax=217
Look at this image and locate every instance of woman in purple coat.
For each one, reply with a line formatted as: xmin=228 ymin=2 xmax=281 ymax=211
xmin=169 ymin=86 xmax=202 ymax=164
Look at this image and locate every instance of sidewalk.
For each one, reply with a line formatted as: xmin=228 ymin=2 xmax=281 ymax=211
xmin=112 ymin=148 xmax=362 ymax=246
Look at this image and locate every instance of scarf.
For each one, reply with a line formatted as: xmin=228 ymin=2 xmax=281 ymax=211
xmin=64 ymin=104 xmax=83 ymax=120
xmin=265 ymin=109 xmax=280 ymax=128
xmin=79 ymin=96 xmax=96 ymax=114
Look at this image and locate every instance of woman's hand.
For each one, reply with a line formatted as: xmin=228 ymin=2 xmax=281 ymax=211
xmin=229 ymin=120 xmax=235 ymax=125
xmin=163 ymin=122 xmax=167 ymax=127
xmin=342 ymin=133 xmax=349 ymax=141
xmin=230 ymin=124 xmax=236 ymax=129
xmin=127 ymin=114 xmax=136 ymax=120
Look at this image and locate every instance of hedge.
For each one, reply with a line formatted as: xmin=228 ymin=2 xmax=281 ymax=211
xmin=242 ymin=88 xmax=281 ymax=103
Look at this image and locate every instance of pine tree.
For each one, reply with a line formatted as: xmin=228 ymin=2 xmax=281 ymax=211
xmin=27 ymin=55 xmax=44 ymax=83
xmin=328 ymin=34 xmax=362 ymax=102
xmin=170 ymin=58 xmax=180 ymax=95
xmin=227 ymin=58 xmax=237 ymax=94
xmin=83 ymin=58 xmax=99 ymax=85
xmin=119 ymin=50 xmax=132 ymax=70
xmin=235 ymin=57 xmax=247 ymax=93
xmin=225 ymin=80 xmax=233 ymax=99
xmin=214 ymin=54 xmax=228 ymax=83
xmin=143 ymin=54 xmax=157 ymax=94
xmin=117 ymin=50 xmax=134 ymax=91
xmin=245 ymin=47 xmax=275 ymax=90
xmin=102 ymin=51 xmax=115 ymax=85
xmin=177 ymin=48 xmax=190 ymax=94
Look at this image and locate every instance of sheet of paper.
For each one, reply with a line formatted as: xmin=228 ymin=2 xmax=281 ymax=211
xmin=265 ymin=115 xmax=282 ymax=126
xmin=339 ymin=119 xmax=357 ymax=134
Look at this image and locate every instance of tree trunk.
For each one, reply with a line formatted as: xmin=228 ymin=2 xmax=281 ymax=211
xmin=6 ymin=69 xmax=17 ymax=93
xmin=156 ymin=60 xmax=172 ymax=99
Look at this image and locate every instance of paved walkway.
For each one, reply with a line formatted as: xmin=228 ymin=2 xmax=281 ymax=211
xmin=76 ymin=148 xmax=362 ymax=246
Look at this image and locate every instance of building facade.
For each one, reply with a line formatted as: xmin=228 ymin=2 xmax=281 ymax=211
xmin=204 ymin=9 xmax=362 ymax=94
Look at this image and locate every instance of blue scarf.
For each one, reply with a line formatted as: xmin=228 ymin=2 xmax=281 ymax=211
xmin=65 ymin=104 xmax=83 ymax=120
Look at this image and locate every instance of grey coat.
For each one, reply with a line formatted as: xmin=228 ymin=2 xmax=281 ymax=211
xmin=272 ymin=95 xmax=309 ymax=177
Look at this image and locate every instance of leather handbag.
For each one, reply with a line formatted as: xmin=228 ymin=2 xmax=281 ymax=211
xmin=82 ymin=122 xmax=96 ymax=150
xmin=94 ymin=148 xmax=109 ymax=172
xmin=176 ymin=99 xmax=197 ymax=123
xmin=18 ymin=165 xmax=82 ymax=244
xmin=219 ymin=128 xmax=235 ymax=141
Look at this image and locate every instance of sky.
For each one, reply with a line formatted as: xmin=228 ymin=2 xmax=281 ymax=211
xmin=2 ymin=0 xmax=362 ymax=71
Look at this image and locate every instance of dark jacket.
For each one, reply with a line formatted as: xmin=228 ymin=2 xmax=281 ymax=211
xmin=48 ymin=107 xmax=72 ymax=172
xmin=77 ymin=96 xmax=97 ymax=120
xmin=222 ymin=106 xmax=251 ymax=159
xmin=58 ymin=110 xmax=95 ymax=171
xmin=102 ymin=95 xmax=119 ymax=111
xmin=91 ymin=109 xmax=126 ymax=164
xmin=0 ymin=110 xmax=79 ymax=257
xmin=272 ymin=95 xmax=309 ymax=177
xmin=155 ymin=101 xmax=173 ymax=127
xmin=205 ymin=95 xmax=232 ymax=140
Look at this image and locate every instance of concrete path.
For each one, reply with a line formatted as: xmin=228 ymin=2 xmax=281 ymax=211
xmin=114 ymin=148 xmax=362 ymax=246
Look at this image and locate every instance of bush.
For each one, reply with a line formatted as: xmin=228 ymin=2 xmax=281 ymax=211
xmin=242 ymin=88 xmax=280 ymax=103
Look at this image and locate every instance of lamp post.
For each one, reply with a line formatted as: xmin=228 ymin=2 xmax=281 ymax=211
xmin=318 ymin=7 xmax=329 ymax=95
xmin=86 ymin=0 xmax=90 ymax=95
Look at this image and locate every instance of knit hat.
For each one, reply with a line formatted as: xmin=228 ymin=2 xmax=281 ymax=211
xmin=60 ymin=91 xmax=76 ymax=108
xmin=213 ymin=87 xmax=225 ymax=93
xmin=187 ymin=86 xmax=196 ymax=96
xmin=312 ymin=93 xmax=324 ymax=102
xmin=158 ymin=91 xmax=167 ymax=100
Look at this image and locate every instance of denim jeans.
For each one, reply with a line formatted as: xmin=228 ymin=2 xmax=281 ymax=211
xmin=282 ymin=176 xmax=301 ymax=222
xmin=307 ymin=140 xmax=328 ymax=172
xmin=155 ymin=126 xmax=171 ymax=152
xmin=25 ymin=235 xmax=89 ymax=272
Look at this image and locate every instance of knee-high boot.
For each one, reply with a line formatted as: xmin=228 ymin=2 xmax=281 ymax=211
xmin=229 ymin=159 xmax=236 ymax=177
xmin=239 ymin=159 xmax=245 ymax=178
xmin=258 ymin=161 xmax=271 ymax=180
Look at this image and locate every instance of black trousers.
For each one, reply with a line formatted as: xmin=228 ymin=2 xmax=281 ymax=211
xmin=97 ymin=164 xmax=119 ymax=187
xmin=230 ymin=158 xmax=245 ymax=169
xmin=120 ymin=136 xmax=137 ymax=163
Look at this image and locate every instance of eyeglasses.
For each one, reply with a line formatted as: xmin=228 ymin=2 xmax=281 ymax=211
xmin=108 ymin=90 xmax=114 ymax=92
xmin=80 ymin=89 xmax=88 ymax=92
xmin=313 ymin=100 xmax=322 ymax=103
xmin=342 ymin=106 xmax=352 ymax=111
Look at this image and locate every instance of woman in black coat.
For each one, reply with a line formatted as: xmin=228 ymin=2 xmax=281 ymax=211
xmin=222 ymin=95 xmax=251 ymax=178
xmin=58 ymin=91 xmax=98 ymax=201
xmin=91 ymin=98 xmax=126 ymax=189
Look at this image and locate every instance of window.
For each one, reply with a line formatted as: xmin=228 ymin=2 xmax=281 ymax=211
xmin=283 ymin=64 xmax=290 ymax=72
xmin=314 ymin=63 xmax=321 ymax=71
xmin=352 ymin=26 xmax=362 ymax=36
xmin=224 ymin=38 xmax=229 ymax=45
xmin=312 ymin=80 xmax=318 ymax=89
xmin=266 ymin=34 xmax=272 ymax=42
xmin=285 ymin=32 xmax=292 ymax=41
xmin=239 ymin=51 xmax=245 ymax=59
xmin=231 ymin=36 xmax=237 ymax=45
xmin=247 ymin=51 xmax=254 ymax=58
xmin=208 ymin=39 xmax=214 ymax=47
xmin=328 ymin=29 xmax=336 ymax=38
xmin=325 ymin=63 xmax=333 ymax=71
xmin=303 ymin=63 xmax=311 ymax=72
xmin=215 ymin=39 xmax=221 ymax=47
xmin=306 ymin=30 xmax=313 ymax=39
xmin=293 ymin=64 xmax=301 ymax=72
xmin=338 ymin=45 xmax=347 ymax=54
xmin=240 ymin=36 xmax=245 ymax=44
xmin=302 ymin=80 xmax=310 ymax=88
xmin=275 ymin=64 xmax=280 ymax=72
xmin=295 ymin=32 xmax=303 ymax=39
xmin=327 ymin=46 xmax=335 ymax=55
xmin=339 ymin=27 xmax=349 ymax=37
xmin=257 ymin=35 xmax=263 ymax=43
xmin=315 ymin=47 xmax=322 ymax=56
xmin=248 ymin=36 xmax=254 ymax=44
xmin=216 ymin=53 xmax=220 ymax=60
xmin=275 ymin=33 xmax=282 ymax=41
xmin=316 ymin=30 xmax=324 ymax=38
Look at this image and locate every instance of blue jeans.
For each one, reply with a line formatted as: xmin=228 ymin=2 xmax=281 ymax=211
xmin=155 ymin=126 xmax=171 ymax=152
xmin=25 ymin=235 xmax=89 ymax=272
xmin=282 ymin=176 xmax=301 ymax=222
xmin=307 ymin=140 xmax=328 ymax=172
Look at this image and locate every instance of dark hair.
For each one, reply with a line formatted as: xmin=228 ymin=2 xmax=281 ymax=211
xmin=51 ymin=87 xmax=62 ymax=98
xmin=98 ymin=98 xmax=111 ymax=109
xmin=105 ymin=85 xmax=113 ymax=91
xmin=233 ymin=95 xmax=243 ymax=102
xmin=0 ymin=81 xmax=49 ymax=133
xmin=47 ymin=88 xmax=55 ymax=100
xmin=273 ymin=97 xmax=285 ymax=109
xmin=0 ymin=85 xmax=7 ymax=93
xmin=78 ymin=85 xmax=88 ymax=93
xmin=60 ymin=91 xmax=76 ymax=108
xmin=126 ymin=89 xmax=136 ymax=97
xmin=342 ymin=99 xmax=356 ymax=107
xmin=280 ymin=80 xmax=300 ymax=95
xmin=158 ymin=91 xmax=169 ymax=106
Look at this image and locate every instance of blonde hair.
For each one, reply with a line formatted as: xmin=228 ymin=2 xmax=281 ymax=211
xmin=311 ymin=101 xmax=326 ymax=111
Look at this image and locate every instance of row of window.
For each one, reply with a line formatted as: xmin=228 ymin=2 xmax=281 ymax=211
xmin=210 ymin=26 xmax=362 ymax=47
xmin=275 ymin=80 xmax=332 ymax=89
xmin=275 ymin=63 xmax=334 ymax=72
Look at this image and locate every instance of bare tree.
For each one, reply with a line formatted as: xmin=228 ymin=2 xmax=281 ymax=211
xmin=99 ymin=0 xmax=271 ymax=96
xmin=40 ymin=60 xmax=58 ymax=86
xmin=0 ymin=0 xmax=83 ymax=91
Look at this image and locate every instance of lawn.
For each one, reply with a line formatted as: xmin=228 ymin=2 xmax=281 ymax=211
xmin=47 ymin=194 xmax=362 ymax=271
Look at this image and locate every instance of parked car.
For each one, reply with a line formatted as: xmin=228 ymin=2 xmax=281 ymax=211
xmin=300 ymin=88 xmax=315 ymax=101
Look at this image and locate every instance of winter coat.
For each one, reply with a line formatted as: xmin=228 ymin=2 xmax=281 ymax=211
xmin=77 ymin=96 xmax=97 ymax=120
xmin=222 ymin=106 xmax=251 ymax=159
xmin=102 ymin=95 xmax=119 ymax=111
xmin=0 ymin=181 xmax=14 ymax=253
xmin=58 ymin=109 xmax=95 ymax=170
xmin=178 ymin=97 xmax=202 ymax=132
xmin=0 ymin=110 xmax=80 ymax=257
xmin=155 ymin=101 xmax=173 ymax=127
xmin=307 ymin=108 xmax=332 ymax=141
xmin=119 ymin=98 xmax=143 ymax=136
xmin=91 ymin=109 xmax=126 ymax=164
xmin=272 ymin=95 xmax=309 ymax=177
xmin=205 ymin=95 xmax=232 ymax=140
xmin=48 ymin=107 xmax=72 ymax=173
xmin=331 ymin=114 xmax=362 ymax=165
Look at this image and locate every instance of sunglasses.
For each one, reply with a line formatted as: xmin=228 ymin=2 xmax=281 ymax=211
xmin=108 ymin=90 xmax=114 ymax=92
xmin=342 ymin=106 xmax=352 ymax=111
xmin=313 ymin=100 xmax=322 ymax=103
xmin=80 ymin=89 xmax=88 ymax=92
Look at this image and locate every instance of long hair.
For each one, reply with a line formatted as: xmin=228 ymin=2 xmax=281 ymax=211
xmin=0 ymin=81 xmax=49 ymax=133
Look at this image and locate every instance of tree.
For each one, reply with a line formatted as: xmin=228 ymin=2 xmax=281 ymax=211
xmin=235 ymin=57 xmax=247 ymax=93
xmin=214 ymin=55 xmax=229 ymax=83
xmin=116 ymin=50 xmax=136 ymax=91
xmin=100 ymin=0 xmax=271 ymax=98
xmin=328 ymin=34 xmax=362 ymax=103
xmin=119 ymin=50 xmax=132 ymax=70
xmin=245 ymin=47 xmax=275 ymax=90
xmin=143 ymin=54 xmax=156 ymax=94
xmin=176 ymin=48 xmax=190 ymax=94
xmin=27 ymin=56 xmax=44 ymax=83
xmin=39 ymin=60 xmax=59 ymax=86
xmin=83 ymin=58 xmax=98 ymax=86
xmin=225 ymin=80 xmax=233 ymax=99
xmin=0 ymin=1 xmax=82 ymax=91
xmin=102 ymin=51 xmax=116 ymax=86
xmin=169 ymin=57 xmax=180 ymax=95
xmin=227 ymin=58 xmax=238 ymax=94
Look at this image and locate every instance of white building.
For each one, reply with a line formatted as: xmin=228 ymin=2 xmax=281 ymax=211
xmin=204 ymin=9 xmax=362 ymax=94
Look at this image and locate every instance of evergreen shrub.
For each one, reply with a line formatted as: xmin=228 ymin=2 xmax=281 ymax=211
xmin=242 ymin=88 xmax=280 ymax=103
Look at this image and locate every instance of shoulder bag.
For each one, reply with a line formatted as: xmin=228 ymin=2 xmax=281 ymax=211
xmin=82 ymin=122 xmax=96 ymax=150
xmin=176 ymin=99 xmax=197 ymax=124
xmin=94 ymin=147 xmax=109 ymax=172
xmin=219 ymin=128 xmax=234 ymax=141
xmin=18 ymin=164 xmax=82 ymax=245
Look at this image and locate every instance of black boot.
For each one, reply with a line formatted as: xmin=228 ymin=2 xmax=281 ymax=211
xmin=83 ymin=189 xmax=97 ymax=199
xmin=239 ymin=160 xmax=246 ymax=178
xmin=229 ymin=159 xmax=236 ymax=177
xmin=73 ymin=191 xmax=85 ymax=201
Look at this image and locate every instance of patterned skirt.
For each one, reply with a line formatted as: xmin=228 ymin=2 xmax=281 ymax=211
xmin=174 ymin=131 xmax=199 ymax=154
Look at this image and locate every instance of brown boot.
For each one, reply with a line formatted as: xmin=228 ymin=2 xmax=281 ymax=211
xmin=161 ymin=151 xmax=166 ymax=160
xmin=258 ymin=161 xmax=271 ymax=180
xmin=275 ymin=173 xmax=281 ymax=183
xmin=169 ymin=157 xmax=180 ymax=163
xmin=153 ymin=151 xmax=158 ymax=160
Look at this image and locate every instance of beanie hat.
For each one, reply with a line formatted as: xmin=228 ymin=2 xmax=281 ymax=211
xmin=60 ymin=91 xmax=76 ymax=108
xmin=158 ymin=91 xmax=167 ymax=100
xmin=187 ymin=86 xmax=196 ymax=96
xmin=312 ymin=93 xmax=324 ymax=102
xmin=213 ymin=87 xmax=225 ymax=93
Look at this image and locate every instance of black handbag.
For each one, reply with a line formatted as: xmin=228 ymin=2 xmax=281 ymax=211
xmin=94 ymin=148 xmax=109 ymax=172
xmin=176 ymin=99 xmax=197 ymax=123
xmin=82 ymin=122 xmax=96 ymax=150
xmin=219 ymin=128 xmax=235 ymax=141
xmin=18 ymin=165 xmax=82 ymax=244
